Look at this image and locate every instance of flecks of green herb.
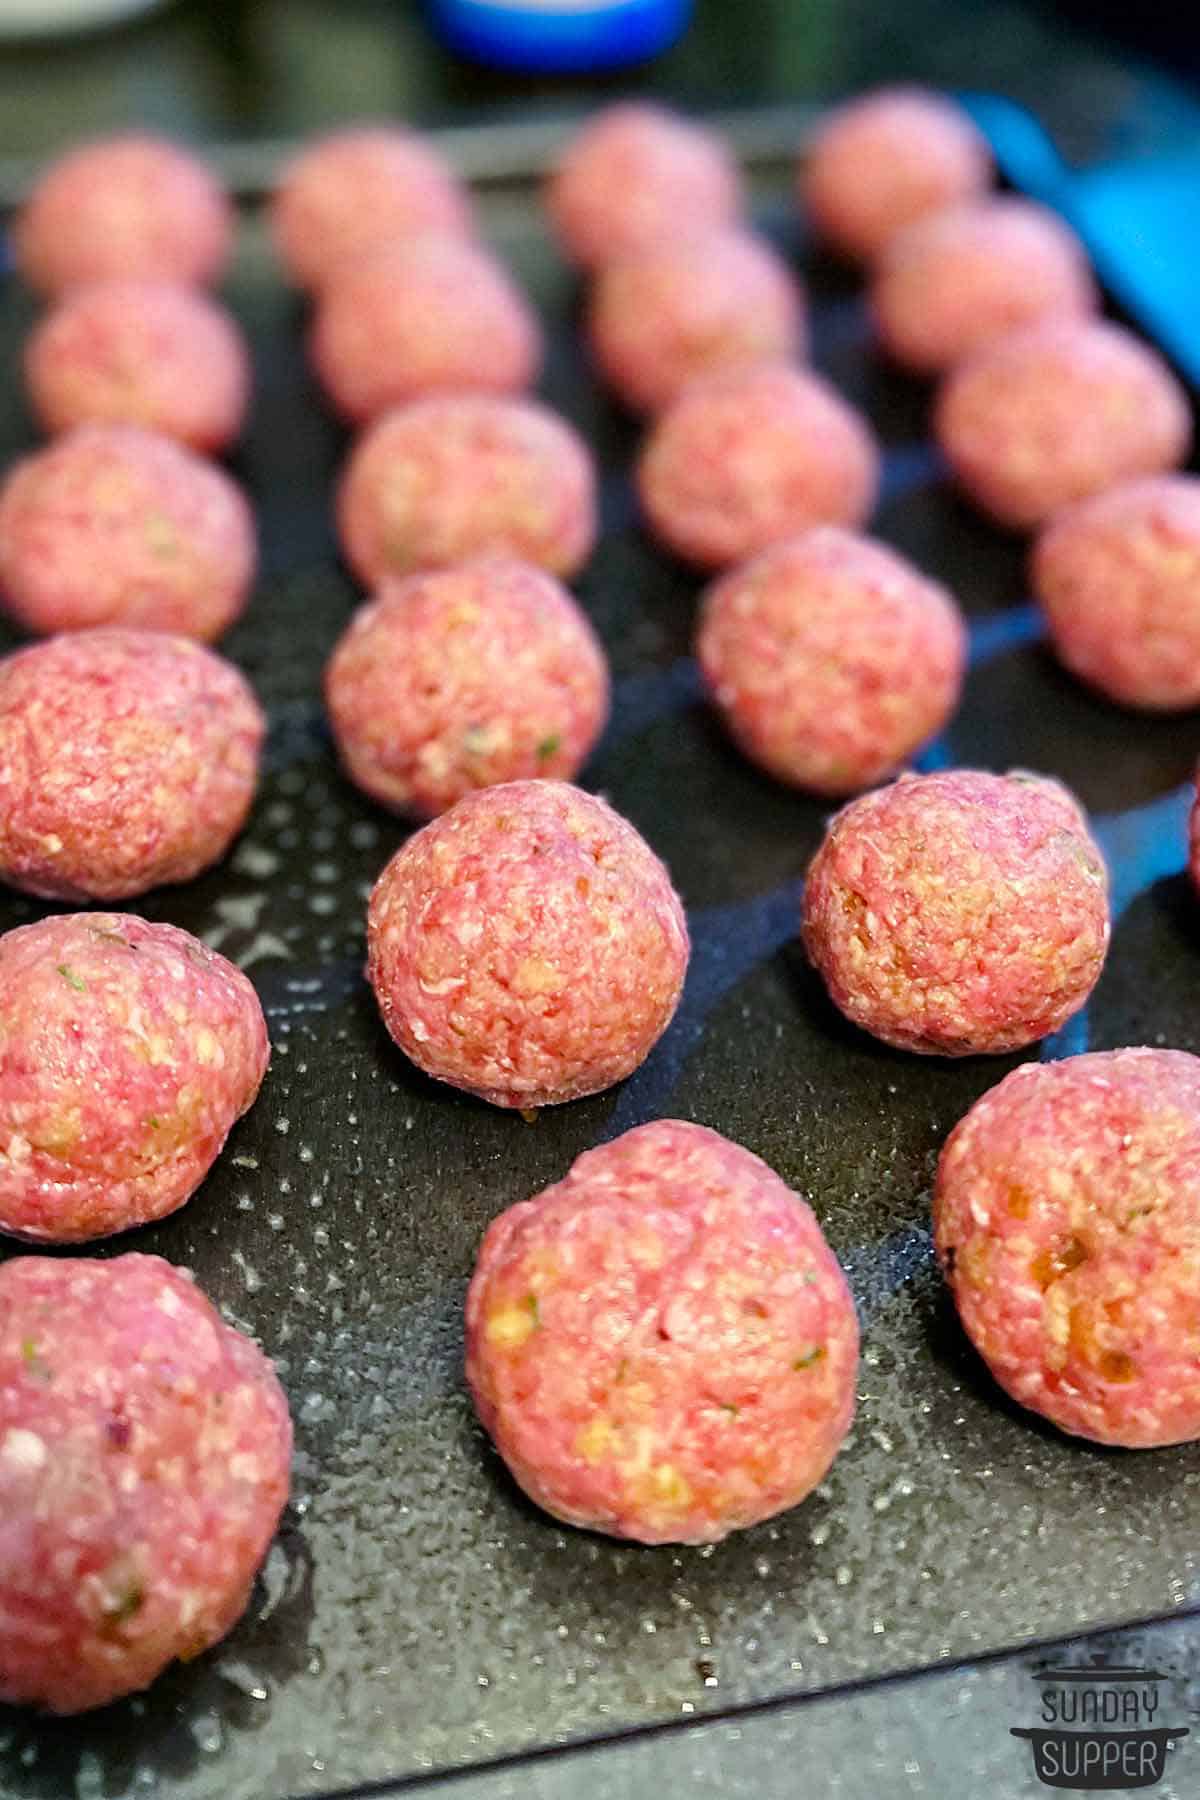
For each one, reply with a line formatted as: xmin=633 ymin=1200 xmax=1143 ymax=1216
xmin=56 ymin=965 xmax=86 ymax=992
xmin=20 ymin=1338 xmax=51 ymax=1383
xmin=536 ymin=733 xmax=562 ymax=761
xmin=100 ymin=1580 xmax=145 ymax=1630
xmin=524 ymin=1294 xmax=540 ymax=1327
xmin=792 ymin=1345 xmax=825 ymax=1371
xmin=147 ymin=1116 xmax=162 ymax=1131
xmin=720 ymin=1402 xmax=740 ymax=1417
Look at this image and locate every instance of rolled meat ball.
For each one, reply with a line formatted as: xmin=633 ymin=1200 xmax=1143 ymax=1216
xmin=934 ymin=318 xmax=1192 ymax=530
xmin=637 ymin=362 xmax=879 ymax=569
xmin=800 ymin=86 xmax=992 ymax=264
xmin=467 ymin=1119 xmax=858 ymax=1544
xmin=24 ymin=279 xmax=250 ymax=453
xmin=367 ymin=780 xmax=689 ymax=1107
xmin=0 ymin=628 xmax=264 ymax=902
xmin=871 ymin=197 xmax=1097 ymax=374
xmin=325 ymin=555 xmax=610 ymax=817
xmin=0 ymin=1253 xmax=291 ymax=1712
xmin=0 ymin=913 xmax=268 ymax=1243
xmin=1032 ymin=475 xmax=1200 ymax=710
xmin=697 ymin=528 xmax=967 ymax=795
xmin=13 ymin=133 xmax=233 ymax=297
xmin=546 ymin=102 xmax=742 ymax=271
xmin=0 ymin=424 xmax=255 ymax=641
xmin=338 ymin=395 xmax=597 ymax=586
xmin=269 ymin=124 xmax=474 ymax=291
xmin=935 ymin=1048 xmax=1200 ymax=1447
xmin=310 ymin=237 xmax=542 ymax=424
xmin=587 ymin=226 xmax=807 ymax=415
xmin=801 ymin=768 xmax=1109 ymax=1056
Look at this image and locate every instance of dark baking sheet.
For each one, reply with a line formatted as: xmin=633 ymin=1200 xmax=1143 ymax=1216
xmin=3 ymin=111 xmax=1200 ymax=1800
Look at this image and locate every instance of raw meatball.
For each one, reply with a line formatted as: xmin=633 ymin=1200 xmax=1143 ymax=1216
xmin=0 ymin=628 xmax=264 ymax=902
xmin=935 ymin=319 xmax=1192 ymax=530
xmin=269 ymin=125 xmax=474 ymax=291
xmin=0 ymin=425 xmax=255 ymax=641
xmin=25 ymin=280 xmax=250 ymax=453
xmin=800 ymin=86 xmax=992 ymax=264
xmin=935 ymin=1048 xmax=1200 ymax=1447
xmin=546 ymin=102 xmax=741 ymax=271
xmin=1033 ymin=476 xmax=1200 ymax=710
xmin=13 ymin=134 xmax=232 ymax=297
xmin=310 ymin=237 xmax=541 ymax=424
xmin=466 ymin=1119 xmax=858 ymax=1544
xmin=326 ymin=556 xmax=610 ymax=817
xmin=871 ymin=197 xmax=1096 ymax=374
xmin=367 ymin=780 xmax=688 ymax=1107
xmin=697 ymin=528 xmax=967 ymax=795
xmin=0 ymin=1253 xmax=291 ymax=1712
xmin=638 ymin=362 xmax=879 ymax=569
xmin=338 ymin=395 xmax=597 ymax=586
xmin=587 ymin=227 xmax=807 ymax=415
xmin=0 ymin=913 xmax=268 ymax=1243
xmin=802 ymin=769 xmax=1109 ymax=1056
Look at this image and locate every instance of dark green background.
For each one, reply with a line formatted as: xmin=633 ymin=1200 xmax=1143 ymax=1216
xmin=0 ymin=0 xmax=1197 ymax=168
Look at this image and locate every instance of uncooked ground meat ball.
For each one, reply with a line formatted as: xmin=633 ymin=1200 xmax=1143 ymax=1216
xmin=1032 ymin=476 xmax=1200 ymax=710
xmin=587 ymin=227 xmax=806 ymax=414
xmin=24 ymin=280 xmax=250 ymax=453
xmin=325 ymin=556 xmax=610 ymax=817
xmin=637 ymin=362 xmax=879 ymax=569
xmin=801 ymin=769 xmax=1109 ymax=1056
xmin=0 ymin=913 xmax=268 ymax=1243
xmin=310 ymin=237 xmax=541 ymax=424
xmin=697 ymin=528 xmax=967 ymax=794
xmin=871 ymin=197 xmax=1096 ymax=374
xmin=800 ymin=86 xmax=992 ymax=264
xmin=0 ymin=1253 xmax=291 ymax=1712
xmin=935 ymin=1048 xmax=1200 ymax=1447
xmin=13 ymin=134 xmax=232 ymax=297
xmin=367 ymin=781 xmax=689 ymax=1107
xmin=0 ymin=425 xmax=255 ymax=641
xmin=466 ymin=1119 xmax=859 ymax=1544
xmin=546 ymin=102 xmax=741 ymax=270
xmin=0 ymin=629 xmax=264 ymax=902
xmin=269 ymin=125 xmax=474 ymax=290
xmin=934 ymin=319 xmax=1192 ymax=529
xmin=337 ymin=395 xmax=597 ymax=586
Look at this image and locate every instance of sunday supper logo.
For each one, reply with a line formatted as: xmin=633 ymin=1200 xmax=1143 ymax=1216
xmin=1011 ymin=1664 xmax=1189 ymax=1790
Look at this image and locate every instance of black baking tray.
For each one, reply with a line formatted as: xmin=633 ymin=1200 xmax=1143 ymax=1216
xmin=3 ymin=104 xmax=1200 ymax=1800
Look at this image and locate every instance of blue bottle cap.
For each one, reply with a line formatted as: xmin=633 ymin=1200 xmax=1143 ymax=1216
xmin=426 ymin=0 xmax=693 ymax=74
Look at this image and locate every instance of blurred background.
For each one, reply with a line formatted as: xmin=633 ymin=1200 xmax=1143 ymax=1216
xmin=0 ymin=0 xmax=1196 ymax=173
